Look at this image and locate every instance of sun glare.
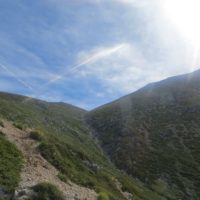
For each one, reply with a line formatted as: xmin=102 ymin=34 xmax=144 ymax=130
xmin=164 ymin=0 xmax=200 ymax=47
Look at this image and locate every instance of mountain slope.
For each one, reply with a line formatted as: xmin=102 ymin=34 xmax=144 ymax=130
xmin=0 ymin=120 xmax=96 ymax=200
xmin=0 ymin=92 xmax=165 ymax=200
xmin=86 ymin=70 xmax=200 ymax=200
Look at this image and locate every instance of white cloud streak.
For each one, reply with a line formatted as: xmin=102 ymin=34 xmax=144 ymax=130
xmin=1 ymin=0 xmax=200 ymax=109
xmin=22 ymin=43 xmax=127 ymax=102
xmin=74 ymin=42 xmax=199 ymax=96
xmin=33 ymin=44 xmax=126 ymax=91
xmin=113 ymin=0 xmax=150 ymax=7
xmin=48 ymin=43 xmax=126 ymax=83
xmin=75 ymin=43 xmax=165 ymax=93
xmin=0 ymin=63 xmax=35 ymax=92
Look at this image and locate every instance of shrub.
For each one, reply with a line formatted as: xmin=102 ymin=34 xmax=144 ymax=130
xmin=0 ymin=120 xmax=4 ymax=127
xmin=82 ymin=180 xmax=95 ymax=189
xmin=0 ymin=130 xmax=5 ymax=136
xmin=57 ymin=172 xmax=68 ymax=183
xmin=13 ymin=122 xmax=23 ymax=130
xmin=97 ymin=192 xmax=110 ymax=200
xmin=39 ymin=142 xmax=65 ymax=173
xmin=0 ymin=198 xmax=10 ymax=200
xmin=29 ymin=130 xmax=43 ymax=141
xmin=31 ymin=182 xmax=65 ymax=200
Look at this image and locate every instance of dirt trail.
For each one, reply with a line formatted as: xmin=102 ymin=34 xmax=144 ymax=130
xmin=0 ymin=121 xmax=97 ymax=200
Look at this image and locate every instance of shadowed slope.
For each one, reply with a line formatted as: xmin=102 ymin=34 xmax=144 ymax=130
xmin=86 ymin=69 xmax=200 ymax=200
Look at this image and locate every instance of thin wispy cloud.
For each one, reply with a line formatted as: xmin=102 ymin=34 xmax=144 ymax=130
xmin=48 ymin=43 xmax=126 ymax=83
xmin=74 ymin=43 xmax=168 ymax=93
xmin=0 ymin=0 xmax=200 ymax=109
xmin=30 ymin=44 xmax=125 ymax=91
xmin=0 ymin=63 xmax=35 ymax=92
xmin=23 ymin=43 xmax=126 ymax=101
xmin=113 ymin=0 xmax=150 ymax=7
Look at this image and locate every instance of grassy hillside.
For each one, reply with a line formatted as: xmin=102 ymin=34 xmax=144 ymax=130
xmin=0 ymin=92 xmax=166 ymax=200
xmin=86 ymin=70 xmax=200 ymax=200
xmin=0 ymin=130 xmax=22 ymax=194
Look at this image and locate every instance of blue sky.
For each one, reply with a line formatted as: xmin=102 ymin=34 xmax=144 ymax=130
xmin=0 ymin=0 xmax=200 ymax=109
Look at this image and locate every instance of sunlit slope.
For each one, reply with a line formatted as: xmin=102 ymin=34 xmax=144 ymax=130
xmin=0 ymin=132 xmax=22 ymax=194
xmin=86 ymin=69 xmax=200 ymax=200
xmin=0 ymin=92 xmax=166 ymax=200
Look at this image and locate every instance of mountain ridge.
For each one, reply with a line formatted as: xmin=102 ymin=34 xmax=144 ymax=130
xmin=0 ymin=90 xmax=166 ymax=200
xmin=90 ymin=69 xmax=200 ymax=112
xmin=2 ymin=69 xmax=200 ymax=112
xmin=86 ymin=69 xmax=200 ymax=200
xmin=0 ymin=69 xmax=200 ymax=199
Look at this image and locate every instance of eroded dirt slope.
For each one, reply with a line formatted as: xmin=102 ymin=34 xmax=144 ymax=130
xmin=0 ymin=120 xmax=97 ymax=200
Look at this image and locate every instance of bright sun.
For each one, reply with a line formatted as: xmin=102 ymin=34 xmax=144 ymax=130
xmin=164 ymin=0 xmax=200 ymax=47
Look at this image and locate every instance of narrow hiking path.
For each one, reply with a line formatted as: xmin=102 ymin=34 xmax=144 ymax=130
xmin=0 ymin=120 xmax=97 ymax=200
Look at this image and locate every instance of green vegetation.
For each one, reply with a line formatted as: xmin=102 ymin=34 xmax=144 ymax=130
xmin=57 ymin=172 xmax=68 ymax=183
xmin=37 ymin=135 xmax=127 ymax=199
xmin=0 ymin=198 xmax=9 ymax=200
xmin=29 ymin=130 xmax=44 ymax=141
xmin=30 ymin=182 xmax=65 ymax=200
xmin=0 ymin=92 xmax=166 ymax=200
xmin=0 ymin=130 xmax=5 ymax=136
xmin=0 ymin=134 xmax=23 ymax=193
xmin=13 ymin=122 xmax=24 ymax=130
xmin=86 ymin=71 xmax=200 ymax=200
xmin=0 ymin=120 xmax=4 ymax=127
xmin=97 ymin=192 xmax=110 ymax=200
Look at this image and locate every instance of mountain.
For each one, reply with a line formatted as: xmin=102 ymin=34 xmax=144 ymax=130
xmin=1 ymin=69 xmax=200 ymax=200
xmin=0 ymin=92 xmax=165 ymax=200
xmin=86 ymin=69 xmax=200 ymax=200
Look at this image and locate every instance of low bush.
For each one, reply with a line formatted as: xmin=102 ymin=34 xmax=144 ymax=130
xmin=29 ymin=130 xmax=44 ymax=141
xmin=97 ymin=192 xmax=110 ymax=200
xmin=0 ymin=130 xmax=5 ymax=136
xmin=0 ymin=120 xmax=4 ymax=127
xmin=31 ymin=182 xmax=65 ymax=200
xmin=13 ymin=122 xmax=24 ymax=130
xmin=57 ymin=172 xmax=68 ymax=183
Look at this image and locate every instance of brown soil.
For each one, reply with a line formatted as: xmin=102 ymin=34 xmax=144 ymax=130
xmin=0 ymin=121 xmax=97 ymax=200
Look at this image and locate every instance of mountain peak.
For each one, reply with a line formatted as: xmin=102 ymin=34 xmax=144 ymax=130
xmin=86 ymin=69 xmax=200 ymax=200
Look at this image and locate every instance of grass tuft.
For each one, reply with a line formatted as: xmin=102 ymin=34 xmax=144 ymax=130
xmin=13 ymin=122 xmax=24 ymax=130
xmin=0 ymin=120 xmax=4 ymax=127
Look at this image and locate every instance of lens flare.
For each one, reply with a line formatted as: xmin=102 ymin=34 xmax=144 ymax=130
xmin=164 ymin=0 xmax=200 ymax=47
